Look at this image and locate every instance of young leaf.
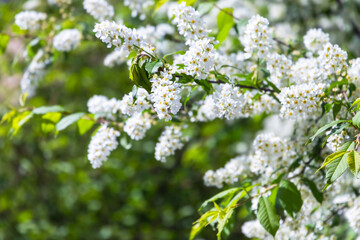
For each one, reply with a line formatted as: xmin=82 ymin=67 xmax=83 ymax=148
xmin=307 ymin=120 xmax=349 ymax=144
xmin=302 ymin=178 xmax=323 ymax=203
xmin=0 ymin=34 xmax=10 ymax=55
xmin=56 ymin=112 xmax=85 ymax=131
xmin=316 ymin=150 xmax=347 ymax=173
xmin=33 ymin=105 xmax=65 ymax=114
xmin=199 ymin=187 xmax=241 ymax=211
xmin=163 ymin=50 xmax=185 ymax=59
xmin=276 ymin=180 xmax=303 ymax=218
xmin=77 ymin=118 xmax=95 ymax=135
xmin=350 ymin=98 xmax=360 ymax=110
xmin=217 ymin=207 xmax=234 ymax=240
xmin=257 ymin=197 xmax=280 ymax=237
xmin=216 ymin=8 xmax=235 ymax=47
xmin=352 ymin=111 xmax=360 ymax=128
xmin=347 ymin=150 xmax=360 ymax=176
xmin=324 ymin=142 xmax=355 ymax=190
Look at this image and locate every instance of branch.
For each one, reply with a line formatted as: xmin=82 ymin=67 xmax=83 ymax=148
xmin=207 ymin=80 xmax=275 ymax=93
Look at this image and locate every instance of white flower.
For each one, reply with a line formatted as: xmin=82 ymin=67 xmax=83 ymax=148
xmin=212 ymin=83 xmax=245 ymax=120
xmin=182 ymin=38 xmax=216 ymax=80
xmin=15 ymin=11 xmax=46 ymax=30
xmin=348 ymin=58 xmax=360 ymax=83
xmin=124 ymin=0 xmax=154 ymax=20
xmin=266 ymin=53 xmax=292 ymax=88
xmin=326 ymin=130 xmax=349 ymax=152
xmin=319 ymin=43 xmax=348 ymax=76
xmin=240 ymin=15 xmax=273 ymax=58
xmin=203 ymin=156 xmax=248 ymax=188
xmin=83 ymin=0 xmax=114 ymax=21
xmin=150 ymin=68 xmax=182 ymax=121
xmin=242 ymin=220 xmax=272 ymax=240
xmin=93 ymin=20 xmax=154 ymax=57
xmin=170 ymin=2 xmax=211 ymax=45
xmin=303 ymin=28 xmax=330 ymax=53
xmin=87 ymin=95 xmax=120 ymax=119
xmin=278 ymin=83 xmax=326 ymax=119
xmin=53 ymin=29 xmax=81 ymax=52
xmin=104 ymin=49 xmax=128 ymax=67
xmin=21 ymin=50 xmax=46 ymax=97
xmin=124 ymin=112 xmax=151 ymax=140
xmin=118 ymin=88 xmax=151 ymax=116
xmin=154 ymin=125 xmax=186 ymax=162
xmin=345 ymin=196 xmax=360 ymax=234
xmin=253 ymin=94 xmax=280 ymax=114
xmin=290 ymin=57 xmax=326 ymax=84
xmin=196 ymin=95 xmax=218 ymax=122
xmin=87 ymin=125 xmax=120 ymax=168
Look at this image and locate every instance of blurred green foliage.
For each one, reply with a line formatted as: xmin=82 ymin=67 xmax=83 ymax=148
xmin=1 ymin=0 xmax=360 ymax=239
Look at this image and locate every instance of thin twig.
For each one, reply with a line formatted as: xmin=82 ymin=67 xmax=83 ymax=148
xmin=207 ymin=80 xmax=275 ymax=93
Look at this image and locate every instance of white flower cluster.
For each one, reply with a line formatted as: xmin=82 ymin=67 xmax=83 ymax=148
xmin=250 ymin=133 xmax=295 ymax=177
xmin=345 ymin=196 xmax=360 ymax=233
xmin=303 ymin=28 xmax=330 ymax=52
xmin=21 ymin=50 xmax=46 ymax=97
xmin=87 ymin=95 xmax=119 ymax=118
xmin=278 ymin=83 xmax=326 ymax=119
xmin=83 ymin=0 xmax=114 ymax=21
xmin=15 ymin=11 xmax=46 ymax=30
xmin=203 ymin=156 xmax=248 ymax=188
xmin=242 ymin=220 xmax=271 ymax=240
xmin=137 ymin=24 xmax=176 ymax=54
xmin=319 ymin=43 xmax=348 ymax=76
xmin=124 ymin=113 xmax=151 ymax=140
xmin=266 ymin=53 xmax=292 ymax=87
xmin=104 ymin=49 xmax=129 ymax=67
xmin=212 ymin=84 xmax=245 ymax=120
xmin=124 ymin=0 xmax=154 ymax=20
xmin=213 ymin=51 xmax=252 ymax=78
xmin=150 ymin=68 xmax=182 ymax=121
xmin=290 ymin=57 xmax=325 ymax=84
xmin=94 ymin=20 xmax=153 ymax=57
xmin=171 ymin=2 xmax=210 ymax=45
xmin=182 ymin=38 xmax=216 ymax=80
xmin=326 ymin=130 xmax=349 ymax=152
xmin=87 ymin=125 xmax=120 ymax=169
xmin=241 ymin=15 xmax=273 ymax=58
xmin=253 ymin=94 xmax=280 ymax=114
xmin=154 ymin=125 xmax=186 ymax=162
xmin=119 ymin=88 xmax=151 ymax=116
xmin=196 ymin=95 xmax=218 ymax=122
xmin=53 ymin=29 xmax=81 ymax=52
xmin=348 ymin=58 xmax=360 ymax=83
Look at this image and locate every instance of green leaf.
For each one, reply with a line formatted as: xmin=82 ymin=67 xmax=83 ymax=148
xmin=199 ymin=187 xmax=241 ymax=211
xmin=145 ymin=61 xmax=163 ymax=74
xmin=302 ymin=178 xmax=323 ymax=203
xmin=129 ymin=60 xmax=151 ymax=93
xmin=41 ymin=112 xmax=62 ymax=134
xmin=1 ymin=109 xmax=17 ymax=124
xmin=56 ymin=112 xmax=85 ymax=131
xmin=307 ymin=120 xmax=349 ymax=144
xmin=316 ymin=150 xmax=347 ymax=173
xmin=190 ymin=210 xmax=219 ymax=240
xmin=352 ymin=111 xmax=360 ymax=128
xmin=77 ymin=118 xmax=95 ymax=135
xmin=276 ymin=180 xmax=303 ymax=218
xmin=332 ymin=103 xmax=341 ymax=119
xmin=324 ymin=141 xmax=355 ymax=190
xmin=33 ymin=105 xmax=65 ymax=114
xmin=257 ymin=197 xmax=280 ymax=237
xmin=197 ymin=2 xmax=214 ymax=15
xmin=350 ymin=98 xmax=360 ymax=110
xmin=0 ymin=34 xmax=10 ymax=55
xmin=195 ymin=79 xmax=214 ymax=94
xmin=216 ymin=8 xmax=235 ymax=47
xmin=347 ymin=150 xmax=360 ymax=176
xmin=11 ymin=111 xmax=33 ymax=136
xmin=163 ymin=50 xmax=185 ymax=59
xmin=217 ymin=207 xmax=234 ymax=240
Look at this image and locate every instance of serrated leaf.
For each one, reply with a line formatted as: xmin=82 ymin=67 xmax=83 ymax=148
xmin=217 ymin=208 xmax=234 ymax=240
xmin=347 ymin=150 xmax=360 ymax=176
xmin=324 ymin=142 xmax=355 ymax=190
xmin=77 ymin=118 xmax=95 ymax=135
xmin=190 ymin=210 xmax=219 ymax=240
xmin=307 ymin=120 xmax=349 ymax=144
xmin=33 ymin=105 xmax=65 ymax=114
xmin=276 ymin=180 xmax=303 ymax=218
xmin=352 ymin=111 xmax=360 ymax=128
xmin=56 ymin=112 xmax=85 ymax=131
xmin=316 ymin=150 xmax=347 ymax=173
xmin=199 ymin=187 xmax=241 ymax=211
xmin=216 ymin=8 xmax=235 ymax=47
xmin=302 ymin=178 xmax=323 ymax=203
xmin=257 ymin=197 xmax=280 ymax=237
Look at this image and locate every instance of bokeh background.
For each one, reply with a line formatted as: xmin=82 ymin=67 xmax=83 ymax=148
xmin=1 ymin=0 xmax=360 ymax=239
